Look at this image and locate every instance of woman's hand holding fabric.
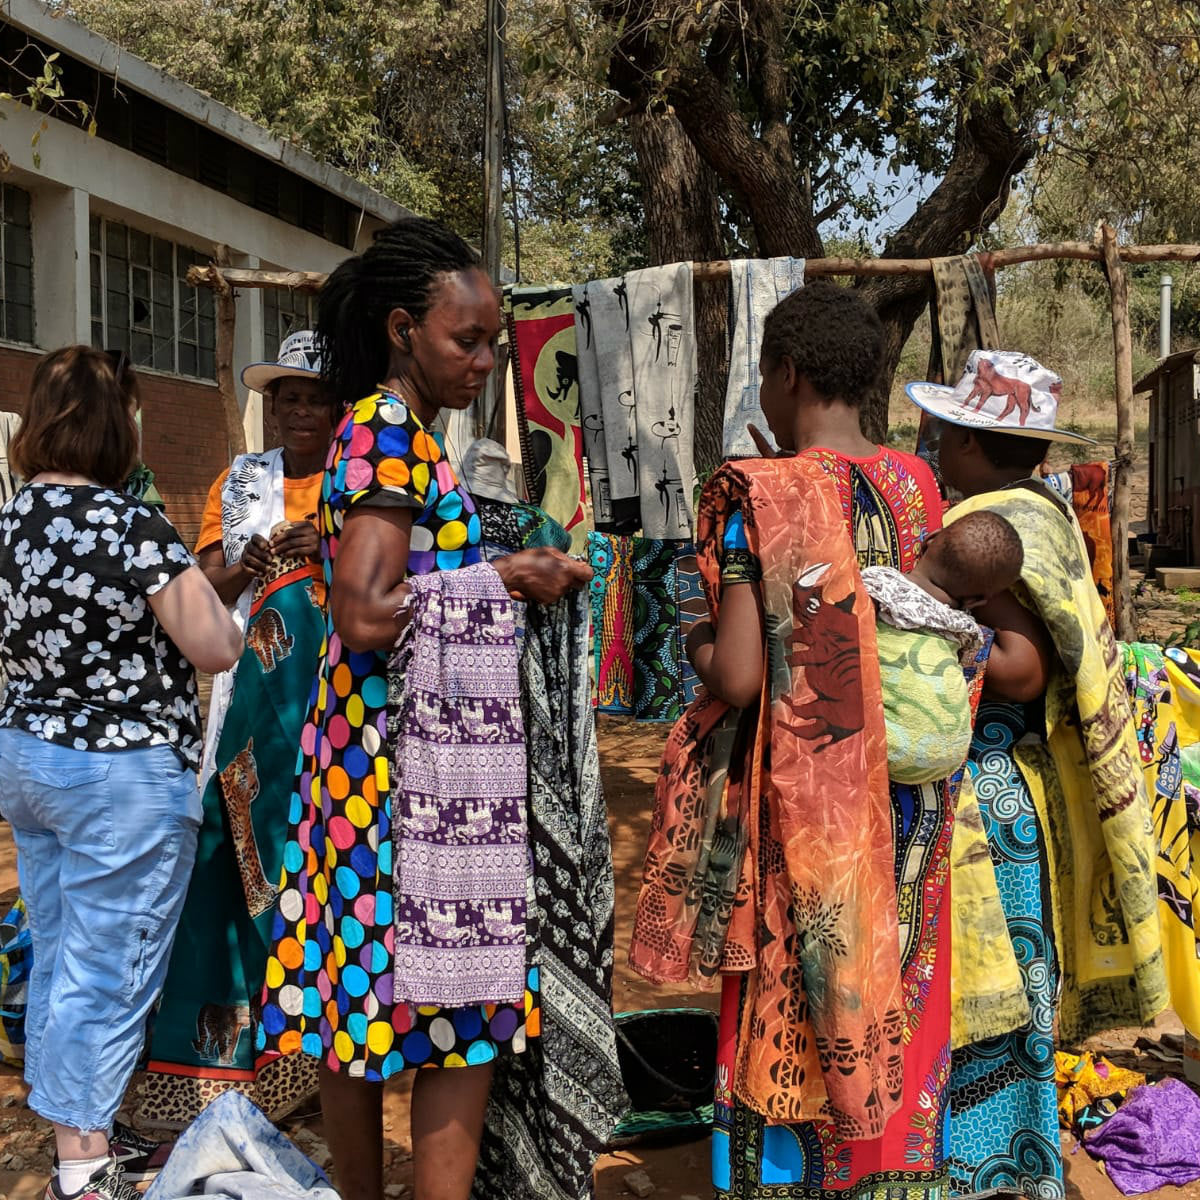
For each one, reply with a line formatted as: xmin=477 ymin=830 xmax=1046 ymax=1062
xmin=270 ymin=521 xmax=320 ymax=563
xmin=496 ymin=548 xmax=592 ymax=604
xmin=239 ymin=534 xmax=273 ymax=577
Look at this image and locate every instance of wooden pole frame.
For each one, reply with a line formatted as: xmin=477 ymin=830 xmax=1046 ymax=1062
xmin=1098 ymin=223 xmax=1136 ymax=641
xmin=191 ymin=235 xmax=1200 ymax=641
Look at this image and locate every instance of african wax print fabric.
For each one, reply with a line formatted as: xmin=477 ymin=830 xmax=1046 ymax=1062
xmin=948 ymin=700 xmax=1063 ymax=1200
xmin=1070 ymin=464 xmax=1115 ymax=628
xmin=947 ymin=486 xmax=1166 ymax=1040
xmin=142 ymin=554 xmax=324 ymax=1128
xmin=675 ymin=546 xmax=705 ymax=705
xmin=722 ymin=258 xmax=806 ymax=459
xmin=1055 ymin=1051 xmax=1145 ymax=1137
xmin=631 ymin=537 xmax=683 ymax=722
xmin=473 ymin=507 xmax=626 ymax=1200
xmin=1121 ymin=641 xmax=1200 ymax=1038
xmin=507 ymin=287 xmax=588 ymax=552
xmin=632 ymin=445 xmax=951 ymax=1200
xmin=386 ymin=563 xmax=528 ymax=1008
xmin=631 ymin=456 xmax=906 ymax=1141
xmin=260 ymin=391 xmax=538 ymax=1080
xmin=587 ymin=532 xmax=636 ymax=714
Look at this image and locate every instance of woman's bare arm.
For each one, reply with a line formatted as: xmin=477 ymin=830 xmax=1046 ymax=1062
xmin=149 ymin=566 xmax=244 ymax=673
xmin=974 ymin=589 xmax=1054 ymax=703
xmin=330 ymin=506 xmax=415 ymax=653
xmin=687 ymin=582 xmax=765 ymax=709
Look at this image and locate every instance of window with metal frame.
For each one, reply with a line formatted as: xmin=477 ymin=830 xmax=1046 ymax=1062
xmin=89 ymin=216 xmax=216 ymax=380
xmin=0 ymin=185 xmax=34 ymax=345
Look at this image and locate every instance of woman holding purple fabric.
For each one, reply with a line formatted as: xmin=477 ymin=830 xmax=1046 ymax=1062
xmin=257 ymin=218 xmax=591 ymax=1200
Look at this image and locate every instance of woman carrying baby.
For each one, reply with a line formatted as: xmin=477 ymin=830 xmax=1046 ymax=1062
xmin=906 ymin=351 xmax=1166 ymax=1199
xmin=632 ymin=281 xmax=964 ymax=1200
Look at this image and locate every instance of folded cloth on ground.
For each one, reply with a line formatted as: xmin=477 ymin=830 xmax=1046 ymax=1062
xmin=144 ymin=1091 xmax=338 ymax=1200
xmin=1084 ymin=1078 xmax=1200 ymax=1194
xmin=1055 ymin=1050 xmax=1145 ymax=1136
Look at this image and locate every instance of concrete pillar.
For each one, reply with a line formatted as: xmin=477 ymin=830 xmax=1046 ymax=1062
xmin=30 ymin=185 xmax=89 ymax=349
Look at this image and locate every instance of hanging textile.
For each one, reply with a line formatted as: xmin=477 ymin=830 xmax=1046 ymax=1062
xmin=1072 ymin=463 xmax=1116 ymax=627
xmin=631 ymin=537 xmax=682 ymax=722
xmin=626 ymin=264 xmax=697 ymax=539
xmin=584 ymin=277 xmax=640 ymax=508
xmin=1044 ymin=463 xmax=1117 ymax=628
xmin=722 ymin=258 xmax=806 ymax=459
xmin=141 ymin=555 xmax=324 ymax=1126
xmin=507 ymin=287 xmax=588 ymax=552
xmin=473 ymin=505 xmax=627 ymax=1200
xmin=386 ymin=563 xmax=529 ymax=1009
xmin=674 ymin=546 xmax=705 ymax=706
xmin=929 ymin=254 xmax=1001 ymax=385
xmin=1121 ymin=641 xmax=1200 ymax=1039
xmin=573 ymin=283 xmax=638 ymax=533
xmin=587 ymin=532 xmax=636 ymax=715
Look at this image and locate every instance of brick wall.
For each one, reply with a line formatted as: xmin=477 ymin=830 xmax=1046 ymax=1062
xmin=0 ymin=344 xmax=231 ymax=549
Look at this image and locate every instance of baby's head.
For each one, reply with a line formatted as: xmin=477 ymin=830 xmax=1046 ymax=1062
xmin=912 ymin=511 xmax=1024 ymax=610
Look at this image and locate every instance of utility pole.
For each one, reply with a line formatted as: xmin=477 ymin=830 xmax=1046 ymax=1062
xmin=480 ymin=0 xmax=507 ymax=440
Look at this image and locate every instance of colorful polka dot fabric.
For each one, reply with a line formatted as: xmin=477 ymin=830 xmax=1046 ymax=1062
xmin=258 ymin=389 xmax=539 ymax=1080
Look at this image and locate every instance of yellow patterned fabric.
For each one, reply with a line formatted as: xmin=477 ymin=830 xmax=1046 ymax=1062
xmin=949 ymin=773 xmax=1030 ymax=1049
xmin=1121 ymin=642 xmax=1200 ymax=1038
xmin=947 ymin=486 xmax=1167 ymax=1041
xmin=1055 ymin=1050 xmax=1145 ymax=1132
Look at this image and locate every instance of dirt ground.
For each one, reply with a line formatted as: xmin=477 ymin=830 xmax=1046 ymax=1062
xmin=0 ymin=717 xmax=1197 ymax=1200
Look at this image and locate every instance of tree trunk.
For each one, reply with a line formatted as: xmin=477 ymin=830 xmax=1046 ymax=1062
xmin=856 ymin=110 xmax=1036 ymax=439
xmin=631 ymin=108 xmax=728 ymax=475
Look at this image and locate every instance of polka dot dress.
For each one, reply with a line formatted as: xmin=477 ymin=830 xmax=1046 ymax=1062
xmin=258 ymin=390 xmax=540 ymax=1080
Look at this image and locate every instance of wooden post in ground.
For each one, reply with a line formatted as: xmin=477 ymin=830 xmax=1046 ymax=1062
xmin=1099 ymin=222 xmax=1136 ymax=640
xmin=212 ymin=246 xmax=246 ymax=458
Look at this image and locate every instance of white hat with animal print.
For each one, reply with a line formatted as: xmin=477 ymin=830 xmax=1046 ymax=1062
xmin=905 ymin=350 xmax=1094 ymax=444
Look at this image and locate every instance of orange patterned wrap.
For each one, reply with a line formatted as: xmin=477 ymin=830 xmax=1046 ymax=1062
xmin=630 ymin=457 xmax=904 ymax=1139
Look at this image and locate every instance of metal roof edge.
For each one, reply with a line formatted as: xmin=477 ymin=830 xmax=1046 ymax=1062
xmin=6 ymin=0 xmax=413 ymax=224
xmin=1134 ymin=347 xmax=1200 ymax=393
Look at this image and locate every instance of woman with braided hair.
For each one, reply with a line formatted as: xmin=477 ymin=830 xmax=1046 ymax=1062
xmin=257 ymin=218 xmax=591 ymax=1200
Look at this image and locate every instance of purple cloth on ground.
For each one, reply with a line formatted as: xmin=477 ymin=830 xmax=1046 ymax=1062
xmin=386 ymin=562 xmax=528 ymax=1008
xmin=1085 ymin=1079 xmax=1200 ymax=1194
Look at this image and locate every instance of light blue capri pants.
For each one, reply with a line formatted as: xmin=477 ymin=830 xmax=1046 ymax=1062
xmin=0 ymin=728 xmax=200 ymax=1132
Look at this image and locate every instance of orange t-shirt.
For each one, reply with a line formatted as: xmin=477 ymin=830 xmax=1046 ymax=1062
xmin=196 ymin=467 xmax=326 ymax=604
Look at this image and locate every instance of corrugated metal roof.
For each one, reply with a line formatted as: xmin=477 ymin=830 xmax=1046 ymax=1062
xmin=1134 ymin=348 xmax=1200 ymax=394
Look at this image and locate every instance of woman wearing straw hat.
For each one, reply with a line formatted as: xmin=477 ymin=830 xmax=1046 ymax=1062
xmin=906 ymin=351 xmax=1166 ymax=1199
xmin=139 ymin=331 xmax=340 ymax=1130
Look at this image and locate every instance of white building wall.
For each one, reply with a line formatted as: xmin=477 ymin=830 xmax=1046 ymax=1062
xmin=0 ymin=100 xmax=375 ymax=422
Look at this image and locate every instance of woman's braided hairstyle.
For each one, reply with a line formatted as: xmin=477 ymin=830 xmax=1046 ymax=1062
xmin=317 ymin=217 xmax=480 ymax=407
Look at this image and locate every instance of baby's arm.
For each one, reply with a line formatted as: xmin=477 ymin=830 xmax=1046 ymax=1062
xmin=973 ymin=590 xmax=1054 ymax=703
xmin=687 ymin=582 xmax=765 ymax=709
